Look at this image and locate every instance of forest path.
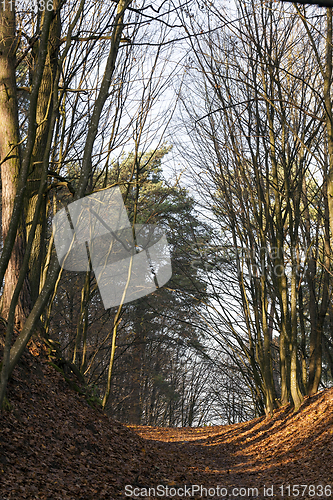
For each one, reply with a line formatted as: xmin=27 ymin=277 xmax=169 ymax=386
xmin=131 ymin=396 xmax=333 ymax=499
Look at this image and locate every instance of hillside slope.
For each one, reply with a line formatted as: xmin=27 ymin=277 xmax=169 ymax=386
xmin=0 ymin=344 xmax=156 ymax=499
xmin=1 ymin=344 xmax=333 ymax=499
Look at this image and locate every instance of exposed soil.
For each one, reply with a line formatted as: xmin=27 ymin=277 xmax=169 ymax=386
xmin=0 ymin=342 xmax=333 ymax=499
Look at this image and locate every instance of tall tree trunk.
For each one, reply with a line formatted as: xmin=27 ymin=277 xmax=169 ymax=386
xmin=261 ymin=250 xmax=275 ymax=417
xmin=0 ymin=3 xmax=30 ymax=329
xmin=25 ymin=2 xmax=61 ymax=304
xmin=290 ymin=261 xmax=303 ymax=410
xmin=324 ymin=9 xmax=333 ymax=243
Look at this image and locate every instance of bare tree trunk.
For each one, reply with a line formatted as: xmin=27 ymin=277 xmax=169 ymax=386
xmin=0 ymin=3 xmax=30 ymax=329
xmin=324 ymin=9 xmax=333 ymax=242
xmin=290 ymin=260 xmax=303 ymax=410
xmin=73 ymin=268 xmax=90 ymax=368
xmin=129 ymin=307 xmax=145 ymax=424
xmin=25 ymin=2 xmax=61 ymax=304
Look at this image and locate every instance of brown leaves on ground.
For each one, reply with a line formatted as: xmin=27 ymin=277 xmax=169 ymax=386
xmin=133 ymin=394 xmax=333 ymax=499
xmin=1 ymin=345 xmax=333 ymax=499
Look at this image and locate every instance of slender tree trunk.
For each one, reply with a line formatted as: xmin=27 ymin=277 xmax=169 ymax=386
xmin=298 ymin=279 xmax=307 ymax=391
xmin=129 ymin=310 xmax=145 ymax=424
xmin=25 ymin=2 xmax=61 ymax=304
xmin=324 ymin=9 xmax=333 ymax=242
xmin=73 ymin=268 xmax=90 ymax=368
xmin=261 ymin=249 xmax=274 ymax=416
xmin=290 ymin=260 xmax=303 ymax=410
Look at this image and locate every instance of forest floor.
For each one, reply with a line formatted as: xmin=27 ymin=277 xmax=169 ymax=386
xmin=0 ymin=341 xmax=333 ymax=500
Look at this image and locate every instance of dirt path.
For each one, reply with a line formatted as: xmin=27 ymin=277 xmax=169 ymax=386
xmin=131 ymin=395 xmax=333 ymax=499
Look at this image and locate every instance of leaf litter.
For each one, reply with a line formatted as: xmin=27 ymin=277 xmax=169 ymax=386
xmin=1 ymin=343 xmax=332 ymax=499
